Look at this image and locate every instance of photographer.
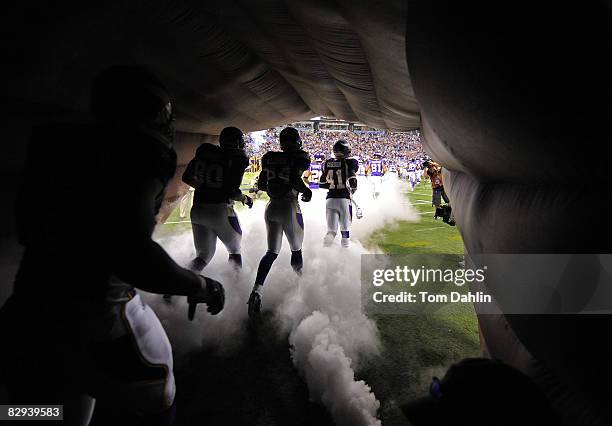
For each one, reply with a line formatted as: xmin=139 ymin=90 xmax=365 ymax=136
xmin=423 ymin=160 xmax=455 ymax=226
xmin=423 ymin=160 xmax=449 ymax=208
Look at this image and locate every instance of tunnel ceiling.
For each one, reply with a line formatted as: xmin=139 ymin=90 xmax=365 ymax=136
xmin=3 ymin=0 xmax=420 ymax=134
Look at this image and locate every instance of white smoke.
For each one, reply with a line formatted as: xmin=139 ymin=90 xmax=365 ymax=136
xmin=143 ymin=174 xmax=417 ymax=426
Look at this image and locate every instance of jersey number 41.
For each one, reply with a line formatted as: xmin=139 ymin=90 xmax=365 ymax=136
xmin=324 ymin=169 xmax=346 ymax=189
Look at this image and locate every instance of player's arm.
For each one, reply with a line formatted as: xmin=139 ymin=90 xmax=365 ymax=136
xmin=319 ymin=162 xmax=330 ymax=189
xmin=107 ymin=176 xmax=203 ymax=296
xmin=290 ymin=169 xmax=311 ymax=194
xmin=182 ymin=148 xmax=205 ymax=188
xmin=347 ymin=159 xmax=359 ymax=191
xmin=257 ymin=167 xmax=268 ymax=191
xmin=228 ymin=155 xmax=252 ymax=206
xmin=290 ymin=162 xmax=311 ymax=194
xmin=290 ymin=153 xmax=312 ymax=200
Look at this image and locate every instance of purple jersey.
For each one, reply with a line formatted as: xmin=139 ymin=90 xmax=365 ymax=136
xmin=369 ymin=159 xmax=384 ymax=176
xmin=308 ymin=163 xmax=323 ymax=188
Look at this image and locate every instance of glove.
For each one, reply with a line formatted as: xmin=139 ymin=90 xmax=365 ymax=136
xmin=350 ymin=187 xmax=357 ymax=195
xmin=187 ymin=276 xmax=225 ymax=319
xmin=243 ymin=195 xmax=253 ymax=209
xmin=301 ymin=188 xmax=313 ymax=202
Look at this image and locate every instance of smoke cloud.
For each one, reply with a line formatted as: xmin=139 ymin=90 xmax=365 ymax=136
xmin=143 ymin=175 xmax=418 ymax=426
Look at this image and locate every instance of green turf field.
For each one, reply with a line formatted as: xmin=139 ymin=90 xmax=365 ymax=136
xmin=366 ymin=182 xmax=465 ymax=254
xmin=360 ymin=180 xmax=480 ymax=424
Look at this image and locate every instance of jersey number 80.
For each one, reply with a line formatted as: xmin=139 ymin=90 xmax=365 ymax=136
xmin=194 ymin=160 xmax=224 ymax=189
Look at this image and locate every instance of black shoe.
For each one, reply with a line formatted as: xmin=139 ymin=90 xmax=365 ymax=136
xmin=247 ymin=290 xmax=262 ymax=320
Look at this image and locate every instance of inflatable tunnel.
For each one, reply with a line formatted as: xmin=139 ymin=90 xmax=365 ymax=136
xmin=1 ymin=1 xmax=611 ymax=424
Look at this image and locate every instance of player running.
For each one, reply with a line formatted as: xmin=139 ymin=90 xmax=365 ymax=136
xmin=248 ymin=127 xmax=312 ymax=319
xmin=182 ymin=126 xmax=252 ymax=272
xmin=319 ymin=140 xmax=359 ymax=248
xmin=408 ymin=159 xmax=419 ymax=191
xmin=303 ymin=152 xmax=325 ymax=189
xmin=366 ymin=153 xmax=386 ymax=198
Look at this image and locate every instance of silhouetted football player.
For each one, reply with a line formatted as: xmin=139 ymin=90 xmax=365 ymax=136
xmin=0 ymin=66 xmax=224 ymax=426
xmin=182 ymin=126 xmax=252 ymax=272
xmin=319 ymin=140 xmax=359 ymax=248
xmin=247 ymin=127 xmax=312 ymax=319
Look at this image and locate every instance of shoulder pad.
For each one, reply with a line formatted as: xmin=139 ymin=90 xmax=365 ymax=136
xmin=262 ymin=151 xmax=281 ymax=167
xmin=223 ymin=147 xmax=248 ymax=158
xmin=292 ymin=150 xmax=311 ymax=168
xmin=196 ymin=143 xmax=223 ymax=160
xmin=347 ymin=158 xmax=359 ymax=169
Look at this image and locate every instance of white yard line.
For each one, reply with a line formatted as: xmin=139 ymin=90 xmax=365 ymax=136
xmin=414 ymin=226 xmax=445 ymax=232
xmin=416 ymin=211 xmax=435 ymax=215
xmin=164 ymin=220 xmax=192 ymax=224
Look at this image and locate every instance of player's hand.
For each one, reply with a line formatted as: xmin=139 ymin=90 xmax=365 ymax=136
xmin=243 ymin=195 xmax=254 ymax=209
xmin=187 ymin=276 xmax=225 ymax=319
xmin=301 ymin=189 xmax=312 ymax=202
xmin=350 ymin=187 xmax=357 ymax=194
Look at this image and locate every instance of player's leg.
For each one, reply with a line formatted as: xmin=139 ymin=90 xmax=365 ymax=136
xmin=372 ymin=176 xmax=380 ymax=198
xmin=190 ymin=223 xmax=216 ymax=270
xmin=338 ymin=198 xmax=352 ymax=248
xmin=249 ymin=202 xmax=283 ymax=318
xmin=216 ymin=203 xmax=243 ymax=269
xmin=324 ymin=198 xmax=340 ymax=247
xmin=441 ymin=186 xmax=450 ymax=204
xmin=190 ymin=204 xmax=218 ymax=270
xmin=163 ymin=215 xmax=215 ymax=301
xmin=283 ymin=201 xmax=305 ymax=275
xmin=432 ymin=187 xmax=442 ymax=208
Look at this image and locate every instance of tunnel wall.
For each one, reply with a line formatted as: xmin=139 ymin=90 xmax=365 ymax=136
xmin=406 ymin=2 xmax=612 ymax=425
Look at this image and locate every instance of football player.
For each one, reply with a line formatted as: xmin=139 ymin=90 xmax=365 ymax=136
xmin=303 ymin=152 xmax=325 ymax=189
xmin=247 ymin=127 xmax=312 ymax=319
xmin=0 ymin=66 xmax=224 ymax=425
xmin=319 ymin=140 xmax=359 ymax=247
xmin=367 ymin=153 xmax=386 ymax=198
xmin=181 ymin=126 xmax=252 ymax=273
xmin=357 ymin=157 xmax=367 ymax=176
xmin=408 ymin=159 xmax=418 ymax=191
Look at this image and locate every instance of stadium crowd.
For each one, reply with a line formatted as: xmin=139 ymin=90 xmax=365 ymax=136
xmin=246 ymin=129 xmax=424 ymax=163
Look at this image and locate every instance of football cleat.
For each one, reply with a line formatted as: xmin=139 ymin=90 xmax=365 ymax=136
xmin=323 ymin=232 xmax=335 ymax=247
xmin=247 ymin=290 xmax=262 ymax=319
xmin=341 ymin=237 xmax=350 ymax=248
